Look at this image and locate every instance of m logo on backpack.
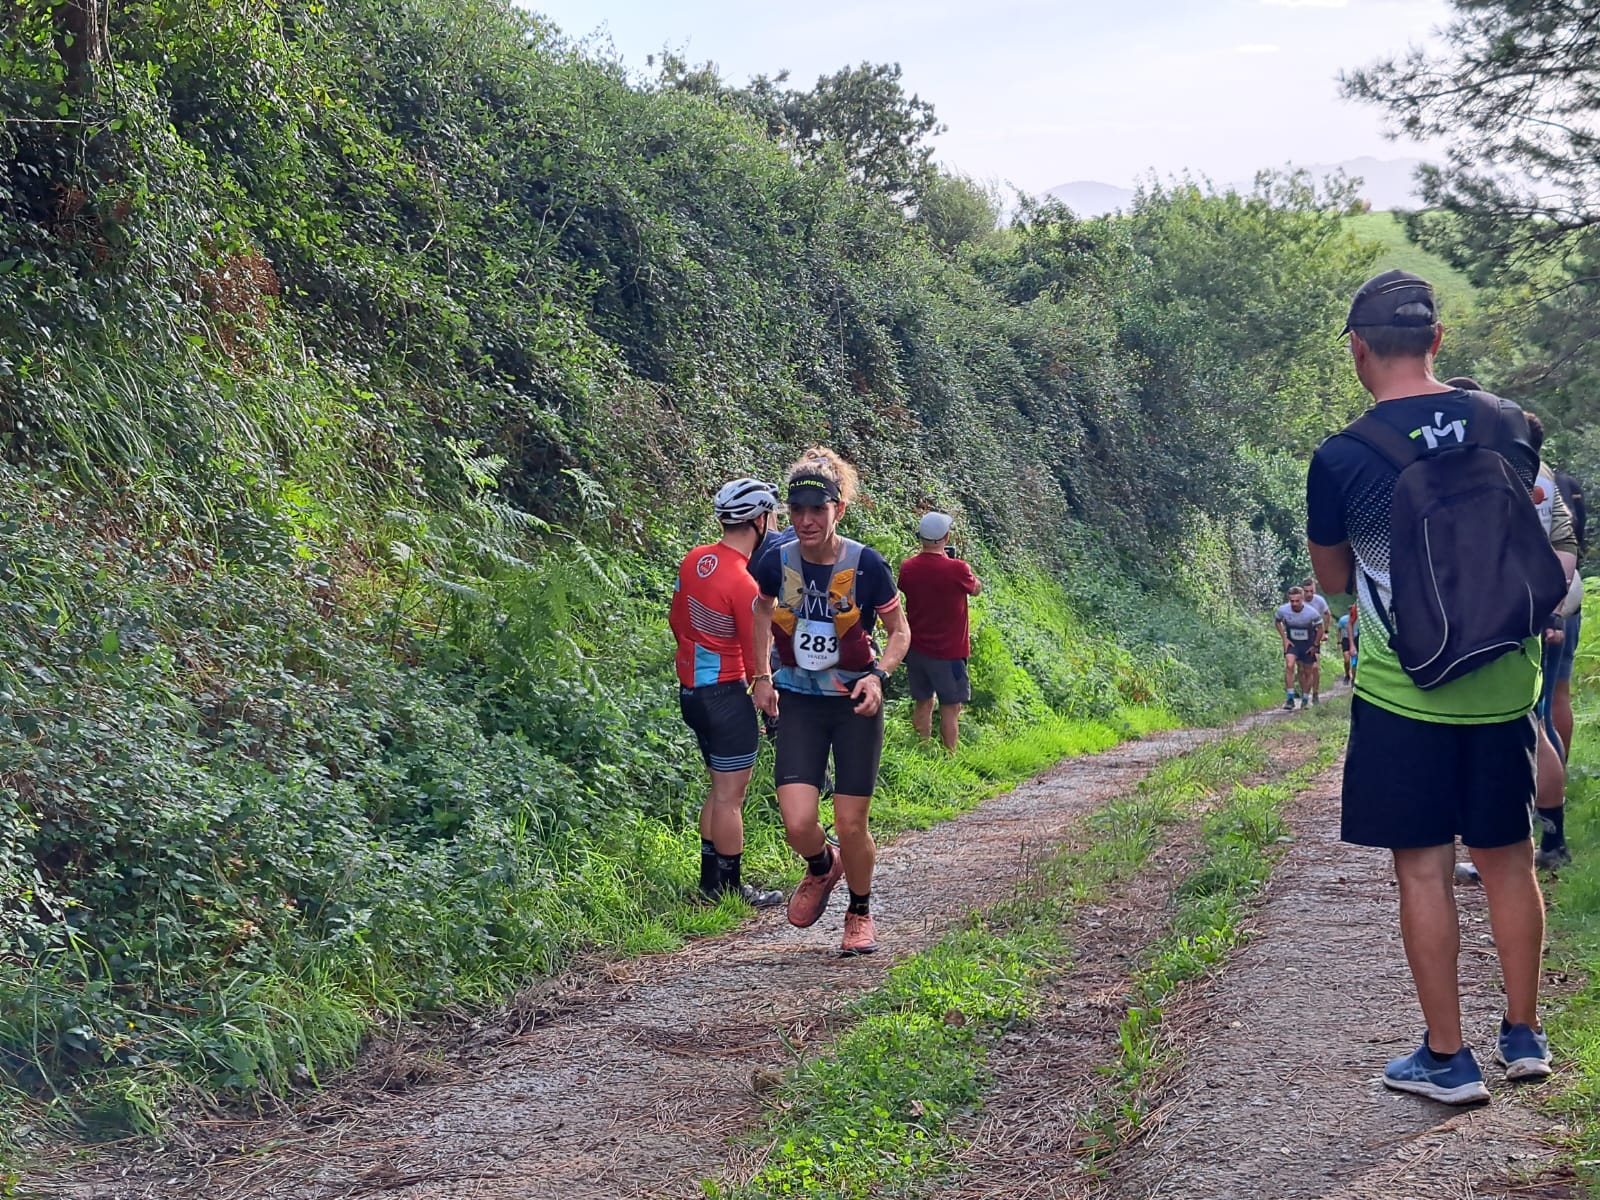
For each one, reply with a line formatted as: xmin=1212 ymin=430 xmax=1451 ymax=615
xmin=1345 ymin=393 xmax=1567 ymax=690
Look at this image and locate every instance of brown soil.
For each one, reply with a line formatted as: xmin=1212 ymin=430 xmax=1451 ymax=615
xmin=1090 ymin=760 xmax=1575 ymax=1200
xmin=907 ymin=748 xmax=1582 ymax=1200
xmin=35 ymin=716 xmax=1294 ymax=1200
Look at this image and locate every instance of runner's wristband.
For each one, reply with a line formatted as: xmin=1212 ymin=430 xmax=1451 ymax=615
xmin=867 ymin=666 xmax=889 ymax=684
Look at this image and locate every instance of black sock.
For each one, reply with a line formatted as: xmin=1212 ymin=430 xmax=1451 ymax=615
xmin=805 ymin=845 xmax=834 ymax=876
xmin=1541 ymin=805 xmax=1566 ymax=851
xmin=847 ymin=890 xmax=870 ymax=916
xmin=700 ymin=839 xmax=718 ymax=892
xmin=716 ymin=852 xmax=742 ymax=890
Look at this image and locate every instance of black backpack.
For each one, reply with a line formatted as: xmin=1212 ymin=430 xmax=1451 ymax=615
xmin=1343 ymin=393 xmax=1567 ymax=690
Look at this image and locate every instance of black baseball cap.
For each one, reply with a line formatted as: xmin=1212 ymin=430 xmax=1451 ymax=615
xmin=786 ymin=474 xmax=840 ymax=506
xmin=1340 ymin=270 xmax=1438 ymax=336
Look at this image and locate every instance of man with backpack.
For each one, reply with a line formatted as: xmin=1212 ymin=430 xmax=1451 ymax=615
xmin=1307 ymin=271 xmax=1575 ymax=1104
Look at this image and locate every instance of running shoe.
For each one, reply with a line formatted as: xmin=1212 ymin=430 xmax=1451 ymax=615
xmin=840 ymin=911 xmax=877 ymax=956
xmin=786 ymin=840 xmax=845 ymax=928
xmin=1493 ymin=1020 xmax=1553 ymax=1081
xmin=1534 ymin=844 xmax=1572 ymax=871
xmin=1382 ymin=1038 xmax=1490 ymax=1104
xmin=1282 ymin=697 xmax=1296 ymax=710
xmin=734 ymin=883 xmax=785 ymax=909
xmin=1453 ymin=862 xmax=1481 ymax=885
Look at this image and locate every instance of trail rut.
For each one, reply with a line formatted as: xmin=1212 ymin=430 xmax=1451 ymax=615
xmin=44 ymin=716 xmax=1290 ymax=1200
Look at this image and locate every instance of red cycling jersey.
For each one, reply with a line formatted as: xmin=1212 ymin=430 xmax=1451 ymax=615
xmin=670 ymin=542 xmax=760 ymax=688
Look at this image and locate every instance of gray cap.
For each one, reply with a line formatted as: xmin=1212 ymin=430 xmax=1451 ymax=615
xmin=917 ymin=511 xmax=953 ymax=541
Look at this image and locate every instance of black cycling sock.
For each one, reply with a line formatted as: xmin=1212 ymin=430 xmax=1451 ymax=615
xmin=805 ymin=845 xmax=834 ymax=876
xmin=700 ymin=839 xmax=718 ymax=892
xmin=847 ymin=890 xmax=870 ymax=916
xmin=1541 ymin=805 xmax=1566 ymax=851
xmin=716 ymin=852 xmax=742 ymax=889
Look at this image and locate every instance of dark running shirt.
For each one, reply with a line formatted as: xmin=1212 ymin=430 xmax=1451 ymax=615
xmin=1306 ymin=389 xmax=1541 ymax=724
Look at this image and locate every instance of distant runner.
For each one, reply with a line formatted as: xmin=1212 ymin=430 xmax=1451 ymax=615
xmin=1275 ymin=586 xmax=1321 ymax=709
xmin=751 ymin=448 xmax=911 ymax=956
xmin=1301 ymin=576 xmax=1332 ymax=702
xmin=669 ymin=478 xmax=785 ymax=908
xmin=1338 ymin=601 xmax=1357 ymax=683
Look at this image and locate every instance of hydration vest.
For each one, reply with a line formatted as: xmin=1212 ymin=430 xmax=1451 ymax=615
xmin=770 ymin=539 xmax=876 ymax=673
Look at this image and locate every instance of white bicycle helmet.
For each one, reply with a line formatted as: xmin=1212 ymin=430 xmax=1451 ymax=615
xmin=713 ymin=477 xmax=779 ymax=524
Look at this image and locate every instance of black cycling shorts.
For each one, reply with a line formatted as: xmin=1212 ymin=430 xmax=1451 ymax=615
xmin=774 ymin=689 xmax=885 ymax=797
xmin=1286 ymin=642 xmax=1318 ymax=664
xmin=1341 ymin=696 xmax=1536 ymax=850
xmin=679 ymin=682 xmax=758 ymax=774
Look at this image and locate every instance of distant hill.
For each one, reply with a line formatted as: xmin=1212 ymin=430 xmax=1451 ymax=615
xmin=1046 ymin=156 xmax=1429 ymax=217
xmin=1343 ymin=210 xmax=1476 ymax=315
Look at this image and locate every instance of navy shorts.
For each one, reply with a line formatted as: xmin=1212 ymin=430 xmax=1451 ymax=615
xmin=1548 ymin=611 xmax=1582 ymax=684
xmin=906 ymin=650 xmax=972 ymax=704
xmin=679 ymin=682 xmax=758 ymax=773
xmin=1341 ymin=696 xmax=1535 ymax=850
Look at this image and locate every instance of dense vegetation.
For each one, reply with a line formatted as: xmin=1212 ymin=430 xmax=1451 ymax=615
xmin=0 ymin=0 xmax=1384 ymax=1147
xmin=1344 ymin=0 xmax=1600 ymax=483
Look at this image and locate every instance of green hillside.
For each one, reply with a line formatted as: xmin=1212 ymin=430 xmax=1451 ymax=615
xmin=1344 ymin=210 xmax=1476 ymax=315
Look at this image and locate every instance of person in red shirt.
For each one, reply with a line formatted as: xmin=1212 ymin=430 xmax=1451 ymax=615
xmin=669 ymin=478 xmax=784 ymax=908
xmin=897 ymin=512 xmax=982 ymax=750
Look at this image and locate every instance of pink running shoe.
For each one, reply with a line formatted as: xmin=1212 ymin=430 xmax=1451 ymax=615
xmin=840 ymin=912 xmax=877 ymax=956
xmin=786 ymin=843 xmax=845 ymax=928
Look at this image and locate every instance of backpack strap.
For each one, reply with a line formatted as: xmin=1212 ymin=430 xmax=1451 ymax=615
xmin=1461 ymin=391 xmax=1507 ymax=449
xmin=1341 ymin=392 xmax=1506 ymax=470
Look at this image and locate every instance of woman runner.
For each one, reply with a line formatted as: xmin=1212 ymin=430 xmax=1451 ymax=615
xmin=751 ymin=448 xmax=910 ymax=955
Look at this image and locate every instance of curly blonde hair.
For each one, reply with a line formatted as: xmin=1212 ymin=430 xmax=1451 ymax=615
xmin=786 ymin=446 xmax=859 ymax=506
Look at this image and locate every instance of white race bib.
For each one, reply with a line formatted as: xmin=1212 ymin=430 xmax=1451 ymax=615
xmin=1290 ymin=628 xmax=1309 ymax=642
xmin=794 ymin=618 xmax=841 ymax=670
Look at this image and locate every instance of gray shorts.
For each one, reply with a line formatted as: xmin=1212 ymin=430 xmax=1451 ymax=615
xmin=906 ymin=649 xmax=971 ymax=704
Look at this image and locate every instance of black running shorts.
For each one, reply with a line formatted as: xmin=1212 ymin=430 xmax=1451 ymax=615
xmin=773 ymin=690 xmax=885 ymax=797
xmin=679 ymin=681 xmax=759 ymax=773
xmin=1286 ymin=642 xmax=1318 ymax=665
xmin=905 ymin=649 xmax=972 ymax=704
xmin=1341 ymin=696 xmax=1536 ymax=850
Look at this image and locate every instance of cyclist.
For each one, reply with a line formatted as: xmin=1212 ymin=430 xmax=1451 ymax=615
xmin=751 ymin=448 xmax=911 ymax=956
xmin=670 ymin=478 xmax=785 ymax=908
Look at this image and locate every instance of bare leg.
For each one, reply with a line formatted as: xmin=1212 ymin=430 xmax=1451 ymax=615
xmin=705 ymin=767 xmax=753 ymax=855
xmin=1555 ymin=679 xmax=1575 ymax=763
xmin=939 ymin=703 xmax=962 ymax=752
xmin=1535 ymin=725 xmax=1564 ymax=815
xmin=830 ymin=794 xmax=876 ymax=897
xmin=777 ymin=783 xmax=827 ymax=859
xmin=912 ymin=698 xmax=935 ymax=741
xmin=1284 ymin=653 xmax=1296 ymax=693
xmin=1393 ymin=845 xmax=1463 ymax=1053
xmin=1468 ymin=839 xmax=1544 ymax=1028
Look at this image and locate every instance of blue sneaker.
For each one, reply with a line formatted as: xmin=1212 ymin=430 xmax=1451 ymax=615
xmin=1493 ymin=1020 xmax=1552 ymax=1081
xmin=1382 ymin=1037 xmax=1490 ymax=1104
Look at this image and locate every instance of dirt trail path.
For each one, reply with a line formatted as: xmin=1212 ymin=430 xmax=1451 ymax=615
xmin=45 ymin=716 xmax=1290 ymax=1200
xmin=1097 ymin=759 xmax=1575 ymax=1200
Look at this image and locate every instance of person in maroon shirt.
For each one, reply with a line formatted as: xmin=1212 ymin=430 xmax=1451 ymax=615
xmin=897 ymin=512 xmax=982 ymax=750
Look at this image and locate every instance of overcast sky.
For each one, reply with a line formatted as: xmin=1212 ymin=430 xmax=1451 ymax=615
xmin=520 ymin=0 xmax=1449 ymax=194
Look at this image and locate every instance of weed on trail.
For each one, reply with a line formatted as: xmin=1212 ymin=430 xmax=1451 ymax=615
xmin=708 ymin=716 xmax=1339 ymax=1200
xmin=1074 ymin=703 xmax=1345 ymax=1165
